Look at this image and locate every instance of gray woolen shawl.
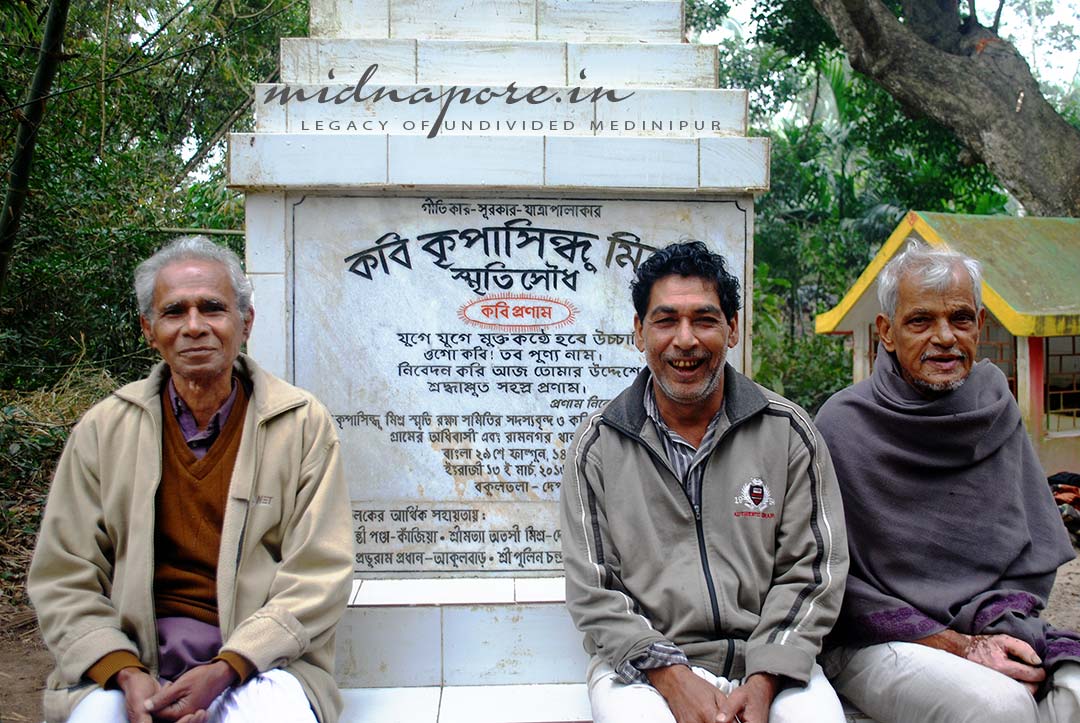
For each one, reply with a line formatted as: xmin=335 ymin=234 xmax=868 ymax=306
xmin=816 ymin=345 xmax=1080 ymax=667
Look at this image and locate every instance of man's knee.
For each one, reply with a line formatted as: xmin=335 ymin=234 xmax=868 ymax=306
xmin=770 ymin=664 xmax=845 ymax=723
xmin=210 ymin=669 xmax=316 ymax=722
xmin=964 ymin=685 xmax=1038 ymax=723
xmin=66 ymin=688 xmax=127 ymax=723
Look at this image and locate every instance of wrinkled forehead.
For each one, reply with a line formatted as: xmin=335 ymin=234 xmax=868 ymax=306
xmin=153 ymin=259 xmax=235 ymax=304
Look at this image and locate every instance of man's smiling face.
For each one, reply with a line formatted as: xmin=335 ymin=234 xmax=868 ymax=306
xmin=634 ymin=274 xmax=739 ymax=413
xmin=877 ymin=268 xmax=985 ymax=397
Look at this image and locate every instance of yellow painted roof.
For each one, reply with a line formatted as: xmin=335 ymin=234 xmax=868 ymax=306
xmin=815 ymin=211 xmax=1080 ymax=337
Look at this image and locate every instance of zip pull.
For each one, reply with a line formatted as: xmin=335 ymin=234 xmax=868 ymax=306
xmin=694 ymin=504 xmax=701 ymax=521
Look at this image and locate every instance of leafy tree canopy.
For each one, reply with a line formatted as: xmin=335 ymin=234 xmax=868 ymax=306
xmin=0 ymin=0 xmax=305 ymax=389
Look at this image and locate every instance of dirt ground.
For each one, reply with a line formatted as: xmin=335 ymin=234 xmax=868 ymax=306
xmin=4 ymin=556 xmax=1080 ymax=721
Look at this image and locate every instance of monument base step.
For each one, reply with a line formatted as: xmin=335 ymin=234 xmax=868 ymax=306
xmin=340 ymin=683 xmax=591 ymax=723
xmin=338 ymin=684 xmax=877 ymax=723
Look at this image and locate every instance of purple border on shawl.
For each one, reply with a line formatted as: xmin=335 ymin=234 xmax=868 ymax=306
xmin=857 ymin=606 xmax=942 ymax=642
xmin=1046 ymin=631 xmax=1080 ymax=668
xmin=973 ymin=592 xmax=1040 ymax=632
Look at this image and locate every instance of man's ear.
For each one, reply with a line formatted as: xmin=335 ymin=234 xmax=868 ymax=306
xmin=876 ymin=313 xmax=895 ymax=352
xmin=633 ymin=314 xmax=645 ymax=352
xmin=727 ymin=311 xmax=740 ymax=348
xmin=242 ymin=307 xmax=255 ymax=342
xmin=139 ymin=315 xmax=155 ymax=347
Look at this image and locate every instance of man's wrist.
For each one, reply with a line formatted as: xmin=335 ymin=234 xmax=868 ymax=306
xmin=210 ymin=658 xmax=239 ymax=686
xmin=645 ymin=663 xmax=693 ymax=695
xmin=745 ymin=671 xmax=780 ymax=696
xmin=115 ymin=666 xmax=149 ymax=689
xmin=915 ymin=628 xmax=971 ymax=657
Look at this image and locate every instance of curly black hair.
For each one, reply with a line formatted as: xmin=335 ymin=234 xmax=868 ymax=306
xmin=630 ymin=241 xmax=741 ymax=321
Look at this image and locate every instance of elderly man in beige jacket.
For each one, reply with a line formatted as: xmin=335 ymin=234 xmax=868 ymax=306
xmin=28 ymin=236 xmax=353 ymax=723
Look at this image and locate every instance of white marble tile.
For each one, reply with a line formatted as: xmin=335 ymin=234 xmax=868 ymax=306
xmin=350 ymin=578 xmax=364 ymax=605
xmin=699 ymin=136 xmax=771 ymax=191
xmin=592 ymin=88 xmax=746 ymax=137
xmin=247 ymin=274 xmax=287 ymax=379
xmin=281 ymin=39 xmax=417 ymax=85
xmin=388 ymin=135 xmax=544 ymax=186
xmin=438 ymin=683 xmax=591 ymax=723
xmin=442 ymin=604 xmax=588 ymax=685
xmin=280 ymin=37 xmax=319 ymax=84
xmin=335 ymin=607 xmax=443 ymax=687
xmin=254 ymin=84 xmax=287 ymax=131
xmin=228 ymin=133 xmax=388 ymax=188
xmin=545 ymin=137 xmax=698 ymax=189
xmin=514 ymin=576 xmax=566 ymax=603
xmin=567 ymin=43 xmax=716 ymax=88
xmin=538 ymin=0 xmax=682 ymax=42
xmin=390 ymin=0 xmax=536 ymax=40
xmin=308 ymin=0 xmax=338 ymax=38
xmin=311 ymin=0 xmax=391 ymax=39
xmin=340 ymin=687 xmax=442 ymax=723
xmin=244 ymin=193 xmax=286 ymax=273
xmin=351 ymin=577 xmax=515 ymax=605
xmin=417 ymin=41 xmax=566 ymax=86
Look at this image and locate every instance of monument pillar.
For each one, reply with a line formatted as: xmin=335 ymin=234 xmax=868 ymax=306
xmin=229 ymin=1 xmax=769 ymax=717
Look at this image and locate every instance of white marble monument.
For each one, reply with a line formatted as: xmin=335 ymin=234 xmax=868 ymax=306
xmin=228 ymin=2 xmax=772 ymax=719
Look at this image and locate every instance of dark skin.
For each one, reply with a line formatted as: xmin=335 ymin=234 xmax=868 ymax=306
xmin=646 ymin=665 xmax=779 ymax=723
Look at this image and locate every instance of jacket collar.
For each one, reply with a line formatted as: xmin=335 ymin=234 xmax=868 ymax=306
xmin=602 ymin=363 xmax=769 ymax=438
xmin=113 ymin=353 xmax=308 ymax=423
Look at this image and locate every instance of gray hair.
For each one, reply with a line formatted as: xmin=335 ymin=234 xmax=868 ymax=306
xmin=877 ymin=239 xmax=982 ymax=319
xmin=134 ymin=235 xmax=253 ymax=318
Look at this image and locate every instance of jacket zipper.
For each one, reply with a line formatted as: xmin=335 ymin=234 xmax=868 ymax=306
xmin=691 ymin=503 xmax=733 ymax=678
xmin=621 ymin=429 xmax=732 ymax=677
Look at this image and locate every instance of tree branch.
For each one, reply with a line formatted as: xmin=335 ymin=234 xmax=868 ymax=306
xmin=810 ymin=0 xmax=1080 ymax=216
xmin=174 ymin=68 xmax=277 ymax=182
xmin=0 ymin=0 xmax=72 ymax=300
xmin=991 ymin=0 xmax=1004 ymax=33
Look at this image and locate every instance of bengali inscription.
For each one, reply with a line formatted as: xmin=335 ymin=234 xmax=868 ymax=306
xmin=292 ymin=195 xmax=748 ymax=576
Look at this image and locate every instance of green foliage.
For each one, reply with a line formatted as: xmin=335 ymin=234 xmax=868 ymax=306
xmin=715 ymin=37 xmax=808 ymax=124
xmin=752 ymin=264 xmax=849 ymax=414
xmin=750 ymin=0 xmax=839 ymax=63
xmin=684 ymin=0 xmax=731 ymax=34
xmin=0 ymin=0 xmax=304 ymax=389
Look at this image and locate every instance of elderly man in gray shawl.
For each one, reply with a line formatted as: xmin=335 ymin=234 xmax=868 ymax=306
xmin=815 ymin=242 xmax=1080 ymax=723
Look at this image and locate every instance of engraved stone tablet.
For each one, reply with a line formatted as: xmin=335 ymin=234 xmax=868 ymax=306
xmin=290 ymin=194 xmax=749 ymax=576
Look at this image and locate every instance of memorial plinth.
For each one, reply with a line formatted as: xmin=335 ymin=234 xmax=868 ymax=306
xmin=228 ymin=1 xmax=770 ymax=718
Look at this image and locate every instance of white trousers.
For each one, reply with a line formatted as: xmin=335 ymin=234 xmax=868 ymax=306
xmin=586 ymin=656 xmax=846 ymax=723
xmin=824 ymin=642 xmax=1080 ymax=723
xmin=66 ymin=668 xmax=317 ymax=723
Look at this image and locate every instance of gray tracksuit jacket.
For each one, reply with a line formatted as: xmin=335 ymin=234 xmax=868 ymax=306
xmin=560 ymin=366 xmax=848 ymax=684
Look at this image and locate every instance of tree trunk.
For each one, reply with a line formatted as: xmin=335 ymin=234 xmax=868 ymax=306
xmin=0 ymin=0 xmax=73 ymax=299
xmin=810 ymin=0 xmax=1080 ymax=217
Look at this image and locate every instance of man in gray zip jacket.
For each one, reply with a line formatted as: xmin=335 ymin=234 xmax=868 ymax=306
xmin=561 ymin=241 xmax=849 ymax=723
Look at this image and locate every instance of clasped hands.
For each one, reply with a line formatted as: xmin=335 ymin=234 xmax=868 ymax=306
xmin=646 ymin=664 xmax=779 ymax=723
xmin=116 ymin=659 xmax=238 ymax=723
